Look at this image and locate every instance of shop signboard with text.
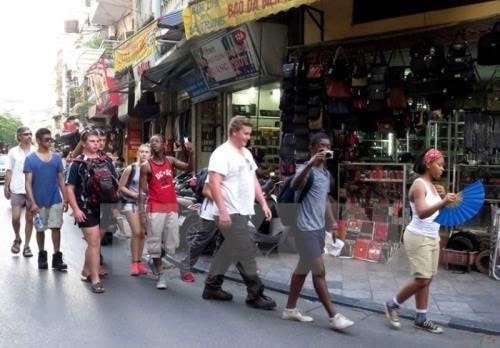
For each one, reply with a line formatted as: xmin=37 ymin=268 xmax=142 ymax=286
xmin=192 ymin=25 xmax=262 ymax=89
xmin=183 ymin=0 xmax=317 ymax=39
xmin=114 ymin=20 xmax=158 ymax=72
xmin=177 ymin=68 xmax=210 ymax=99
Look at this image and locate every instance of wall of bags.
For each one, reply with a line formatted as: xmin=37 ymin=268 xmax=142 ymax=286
xmin=278 ymin=20 xmax=500 ymax=176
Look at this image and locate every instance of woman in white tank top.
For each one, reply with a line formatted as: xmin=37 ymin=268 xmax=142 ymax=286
xmin=383 ymin=148 xmax=457 ymax=334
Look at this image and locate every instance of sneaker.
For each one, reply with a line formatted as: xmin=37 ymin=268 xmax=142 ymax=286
xmin=246 ymin=294 xmax=276 ymax=310
xmin=130 ymin=262 xmax=140 ymax=276
xmin=147 ymin=258 xmax=159 ymax=276
xmin=137 ymin=262 xmax=148 ymax=275
xmin=282 ymin=308 xmax=314 ymax=322
xmin=38 ymin=250 xmax=48 ymax=270
xmin=181 ymin=272 xmax=196 ymax=283
xmin=156 ymin=273 xmax=168 ymax=290
xmin=329 ymin=313 xmax=354 ymax=330
xmin=202 ymin=288 xmax=233 ymax=301
xmin=52 ymin=252 xmax=68 ymax=271
xmin=414 ymin=320 xmax=443 ymax=334
xmin=384 ymin=301 xmax=401 ymax=329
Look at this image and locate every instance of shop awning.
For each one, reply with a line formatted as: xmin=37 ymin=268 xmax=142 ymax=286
xmin=90 ymin=0 xmax=132 ymax=26
xmin=182 ymin=0 xmax=318 ymax=39
xmin=158 ymin=9 xmax=184 ymax=30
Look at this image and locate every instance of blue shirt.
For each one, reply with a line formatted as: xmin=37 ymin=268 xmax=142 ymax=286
xmin=24 ymin=152 xmax=64 ymax=208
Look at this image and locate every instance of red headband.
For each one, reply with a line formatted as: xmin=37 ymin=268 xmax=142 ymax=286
xmin=423 ymin=149 xmax=443 ymax=165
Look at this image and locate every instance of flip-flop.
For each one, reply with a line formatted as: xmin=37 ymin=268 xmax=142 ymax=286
xmin=11 ymin=239 xmax=22 ymax=254
xmin=23 ymin=247 xmax=33 ymax=257
xmin=90 ymin=282 xmax=105 ymax=294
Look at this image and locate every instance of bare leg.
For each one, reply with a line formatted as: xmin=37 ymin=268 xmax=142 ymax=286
xmin=286 ymin=259 xmax=309 ymax=309
xmin=36 ymin=231 xmax=45 ymax=251
xmin=396 ymin=278 xmax=432 ymax=305
xmin=51 ymin=228 xmax=61 ymax=252
xmin=11 ymin=205 xmax=22 ymax=241
xmin=126 ymin=211 xmax=144 ymax=262
xmin=83 ymin=226 xmax=101 ymax=284
xmin=24 ymin=209 xmax=34 ymax=247
xmin=310 ymin=257 xmax=336 ymax=318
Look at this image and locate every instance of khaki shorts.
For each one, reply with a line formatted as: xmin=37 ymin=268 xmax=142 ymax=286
xmin=404 ymin=229 xmax=440 ymax=279
xmin=146 ymin=212 xmax=179 ymax=258
xmin=37 ymin=203 xmax=64 ymax=232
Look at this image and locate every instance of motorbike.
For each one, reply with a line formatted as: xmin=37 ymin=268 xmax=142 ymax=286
xmin=175 ymin=170 xmax=293 ymax=256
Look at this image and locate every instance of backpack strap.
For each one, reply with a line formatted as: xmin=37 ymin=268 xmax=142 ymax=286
xmin=297 ymin=173 xmax=314 ymax=203
xmin=126 ymin=163 xmax=136 ymax=188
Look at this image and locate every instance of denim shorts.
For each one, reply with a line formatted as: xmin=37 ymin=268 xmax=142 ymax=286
xmin=293 ymin=227 xmax=326 ymax=261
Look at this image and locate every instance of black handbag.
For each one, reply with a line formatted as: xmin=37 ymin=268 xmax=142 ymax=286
xmin=326 ymin=99 xmax=350 ymax=115
xmin=406 ymin=74 xmax=444 ymax=97
xmin=477 ymin=22 xmax=500 ymax=66
xmin=444 ymin=32 xmax=476 ymax=97
xmin=368 ymin=83 xmax=387 ymax=101
xmin=282 ymin=63 xmax=296 ymax=81
xmin=368 ymin=51 xmax=388 ymax=84
xmin=326 ymin=47 xmax=351 ymax=80
xmin=387 ymin=45 xmax=407 ymax=87
xmin=410 ymin=38 xmax=445 ymax=75
xmin=279 ymin=90 xmax=294 ymax=112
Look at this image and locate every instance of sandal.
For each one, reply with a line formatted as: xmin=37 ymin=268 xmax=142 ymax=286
xmin=80 ymin=273 xmax=91 ymax=282
xmin=90 ymin=282 xmax=105 ymax=294
xmin=23 ymin=246 xmax=33 ymax=257
xmin=11 ymin=239 xmax=22 ymax=254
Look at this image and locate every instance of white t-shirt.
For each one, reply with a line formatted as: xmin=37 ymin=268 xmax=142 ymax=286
xmin=208 ymin=141 xmax=257 ymax=216
xmin=6 ymin=145 xmax=33 ymax=194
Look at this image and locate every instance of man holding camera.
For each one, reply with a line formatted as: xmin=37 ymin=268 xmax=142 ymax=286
xmin=282 ymin=133 xmax=355 ymax=331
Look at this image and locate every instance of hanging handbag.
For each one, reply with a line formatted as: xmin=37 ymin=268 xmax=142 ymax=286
xmin=326 ymin=46 xmax=351 ymax=80
xmin=444 ymin=31 xmax=476 ymax=97
xmin=282 ymin=63 xmax=296 ymax=81
xmin=368 ymin=83 xmax=387 ymax=101
xmin=279 ymin=90 xmax=294 ymax=112
xmin=351 ymin=51 xmax=368 ymax=87
xmin=388 ymin=86 xmax=407 ymax=110
xmin=308 ymin=111 xmax=323 ymax=130
xmin=368 ymin=50 xmax=389 ymax=84
xmin=487 ymin=80 xmax=500 ymax=111
xmin=410 ymin=38 xmax=445 ymax=75
xmin=326 ymin=99 xmax=350 ymax=114
xmin=406 ymin=73 xmax=444 ymax=97
xmin=325 ymin=79 xmax=350 ymax=99
xmin=477 ymin=22 xmax=500 ymax=66
xmin=308 ymin=104 xmax=322 ymax=119
xmin=307 ymin=63 xmax=324 ymax=80
xmin=387 ymin=44 xmax=407 ymax=87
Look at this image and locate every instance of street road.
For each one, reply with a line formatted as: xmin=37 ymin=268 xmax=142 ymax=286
xmin=0 ymin=189 xmax=497 ymax=348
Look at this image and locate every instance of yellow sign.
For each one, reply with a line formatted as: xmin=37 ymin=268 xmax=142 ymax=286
xmin=114 ymin=21 xmax=158 ymax=72
xmin=183 ymin=0 xmax=317 ymax=39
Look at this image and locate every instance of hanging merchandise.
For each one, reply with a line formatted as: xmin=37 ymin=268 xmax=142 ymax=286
xmin=367 ymin=50 xmax=389 ymax=101
xmin=477 ymin=22 xmax=500 ymax=66
xmin=409 ymin=37 xmax=445 ymax=75
xmin=351 ymin=50 xmax=368 ymax=87
xmin=444 ymin=31 xmax=476 ymax=97
xmin=387 ymin=44 xmax=407 ymax=88
xmin=486 ymin=77 xmax=500 ymax=112
xmin=307 ymin=63 xmax=324 ymax=80
xmin=325 ymin=47 xmax=351 ymax=99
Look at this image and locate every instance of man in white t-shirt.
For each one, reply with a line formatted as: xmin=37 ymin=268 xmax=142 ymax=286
xmin=202 ymin=116 xmax=276 ymax=310
xmin=4 ymin=127 xmax=34 ymax=256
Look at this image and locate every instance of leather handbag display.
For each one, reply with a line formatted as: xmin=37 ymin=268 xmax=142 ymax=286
xmin=477 ymin=22 xmax=500 ymax=66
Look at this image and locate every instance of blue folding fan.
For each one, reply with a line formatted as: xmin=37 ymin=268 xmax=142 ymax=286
xmin=434 ymin=180 xmax=485 ymax=227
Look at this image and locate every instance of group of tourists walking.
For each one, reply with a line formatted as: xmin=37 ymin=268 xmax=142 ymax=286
xmin=4 ymin=117 xmax=456 ymax=334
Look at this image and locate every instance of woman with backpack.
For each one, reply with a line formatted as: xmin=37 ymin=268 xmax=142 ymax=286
xmin=66 ymin=128 xmax=119 ymax=294
xmin=118 ymin=144 xmax=151 ymax=276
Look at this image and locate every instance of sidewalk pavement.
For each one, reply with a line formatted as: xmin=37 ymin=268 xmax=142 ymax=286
xmin=167 ymin=247 xmax=500 ymax=335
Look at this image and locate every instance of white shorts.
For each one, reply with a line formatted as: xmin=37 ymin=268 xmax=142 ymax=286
xmin=146 ymin=212 xmax=179 ymax=258
xmin=121 ymin=202 xmax=137 ymax=213
xmin=37 ymin=203 xmax=64 ymax=232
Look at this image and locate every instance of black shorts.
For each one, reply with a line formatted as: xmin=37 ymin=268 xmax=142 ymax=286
xmin=77 ymin=210 xmax=100 ymax=228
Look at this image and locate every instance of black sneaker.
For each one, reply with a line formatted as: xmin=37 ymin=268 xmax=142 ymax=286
xmin=246 ymin=294 xmax=276 ymax=310
xmin=414 ymin=320 xmax=444 ymax=334
xmin=52 ymin=252 xmax=68 ymax=271
xmin=38 ymin=250 xmax=48 ymax=269
xmin=202 ymin=288 xmax=233 ymax=301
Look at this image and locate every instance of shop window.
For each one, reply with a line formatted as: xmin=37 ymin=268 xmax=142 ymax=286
xmin=231 ymin=83 xmax=281 ymax=172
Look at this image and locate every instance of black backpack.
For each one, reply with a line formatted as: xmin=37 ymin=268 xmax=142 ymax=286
xmin=193 ymin=167 xmax=209 ymax=203
xmin=277 ymin=174 xmax=314 ymax=227
xmin=74 ymin=155 xmax=120 ymax=207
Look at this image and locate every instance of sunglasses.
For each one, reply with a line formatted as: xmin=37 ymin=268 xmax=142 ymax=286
xmin=42 ymin=137 xmax=54 ymax=143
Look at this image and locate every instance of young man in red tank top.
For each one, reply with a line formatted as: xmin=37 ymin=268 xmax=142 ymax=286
xmin=138 ymin=134 xmax=193 ymax=289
